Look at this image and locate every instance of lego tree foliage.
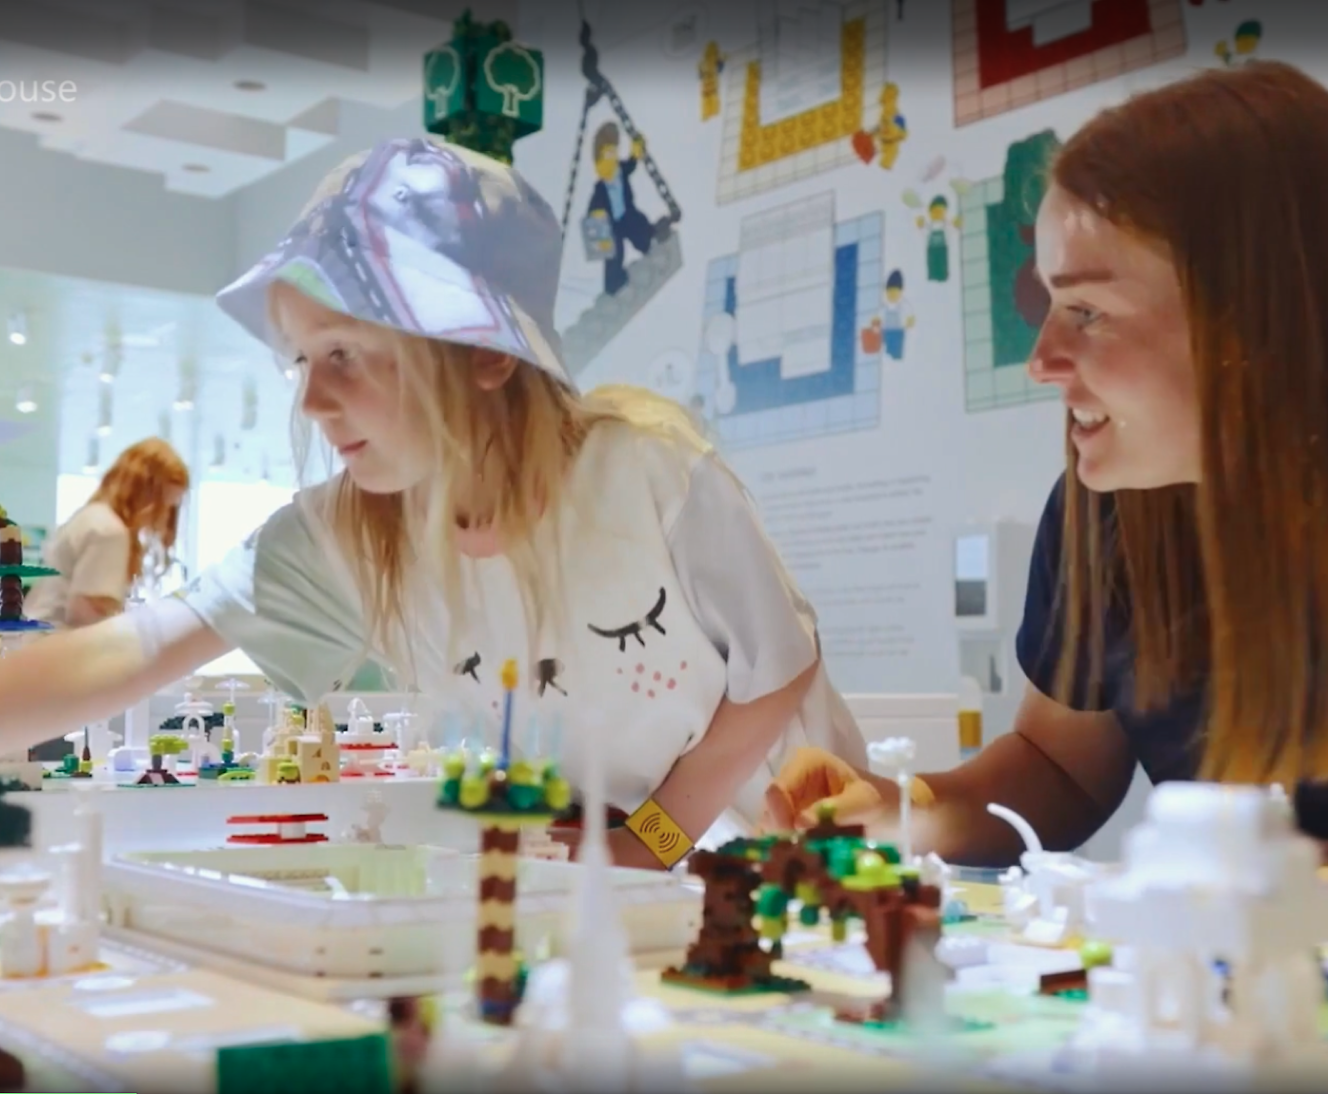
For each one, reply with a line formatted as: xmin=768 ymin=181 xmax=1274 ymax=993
xmin=148 ymin=734 xmax=187 ymax=770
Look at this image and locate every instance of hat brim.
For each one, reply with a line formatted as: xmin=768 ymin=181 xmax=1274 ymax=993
xmin=216 ymin=222 xmax=574 ymax=393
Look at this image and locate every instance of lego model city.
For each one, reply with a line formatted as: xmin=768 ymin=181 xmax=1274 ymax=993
xmin=0 ymin=497 xmax=1325 ymax=1091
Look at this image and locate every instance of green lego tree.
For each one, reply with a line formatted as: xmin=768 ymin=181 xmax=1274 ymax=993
xmin=423 ymin=7 xmax=544 ymax=164
xmin=148 ymin=734 xmax=188 ymax=775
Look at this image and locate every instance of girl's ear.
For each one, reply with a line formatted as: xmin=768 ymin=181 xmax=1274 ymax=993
xmin=472 ymin=349 xmax=519 ymax=391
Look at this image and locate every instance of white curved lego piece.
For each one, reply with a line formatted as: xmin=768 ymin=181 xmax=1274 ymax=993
xmin=986 ymin=802 xmax=1043 ymax=854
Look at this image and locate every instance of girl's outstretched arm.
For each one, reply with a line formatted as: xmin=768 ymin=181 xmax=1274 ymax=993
xmin=0 ymin=598 xmax=232 ymax=754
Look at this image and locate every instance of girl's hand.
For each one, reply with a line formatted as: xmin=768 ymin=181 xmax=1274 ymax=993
xmin=762 ymin=746 xmax=891 ymax=831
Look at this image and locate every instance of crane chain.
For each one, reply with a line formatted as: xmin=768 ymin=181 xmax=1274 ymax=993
xmin=559 ymin=89 xmax=595 ymax=235
xmin=597 ymin=77 xmax=682 ymax=228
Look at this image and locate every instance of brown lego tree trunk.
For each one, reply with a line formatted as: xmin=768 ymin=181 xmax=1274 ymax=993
xmin=663 ymin=850 xmax=772 ymax=990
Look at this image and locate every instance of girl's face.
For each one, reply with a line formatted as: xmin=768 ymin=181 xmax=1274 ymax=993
xmin=1029 ymin=184 xmax=1201 ymax=491
xmin=274 ymin=288 xmax=432 ymax=494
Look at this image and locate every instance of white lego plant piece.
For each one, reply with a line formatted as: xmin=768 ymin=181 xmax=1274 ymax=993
xmin=177 ymin=693 xmax=220 ymax=771
xmin=867 ymin=737 xmax=918 ymax=863
xmin=0 ymin=785 xmax=102 ymax=979
xmin=0 ymin=869 xmax=51 ymax=977
xmin=502 ymin=714 xmax=686 ymax=1092
xmin=1066 ymin=783 xmax=1328 ymax=1088
xmin=987 ymin=802 xmax=1097 ymax=947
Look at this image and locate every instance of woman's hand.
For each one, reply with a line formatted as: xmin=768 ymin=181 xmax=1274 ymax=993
xmin=762 ymin=746 xmax=894 ymax=831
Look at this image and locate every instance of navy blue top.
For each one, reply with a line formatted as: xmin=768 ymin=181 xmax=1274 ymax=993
xmin=1015 ymin=476 xmax=1204 ymax=784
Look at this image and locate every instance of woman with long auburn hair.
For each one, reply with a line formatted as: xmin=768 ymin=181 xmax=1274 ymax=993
xmin=26 ymin=437 xmax=189 ymax=628
xmin=764 ymin=59 xmax=1328 ymax=865
xmin=0 ymin=137 xmax=865 ymax=869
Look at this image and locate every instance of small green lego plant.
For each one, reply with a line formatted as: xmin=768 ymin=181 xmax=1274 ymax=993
xmin=437 ymin=749 xmax=570 ymax=820
xmin=1079 ymin=939 xmax=1113 ymax=969
xmin=148 ymin=734 xmax=187 ymax=771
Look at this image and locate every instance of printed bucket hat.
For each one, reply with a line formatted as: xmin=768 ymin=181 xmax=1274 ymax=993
xmin=216 ymin=137 xmax=573 ymax=390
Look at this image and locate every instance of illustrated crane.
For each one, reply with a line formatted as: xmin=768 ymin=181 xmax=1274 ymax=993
xmin=557 ymin=16 xmax=685 ymax=377
xmin=559 ymin=20 xmax=682 ymax=245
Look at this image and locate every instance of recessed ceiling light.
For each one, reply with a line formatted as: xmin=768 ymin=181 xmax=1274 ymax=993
xmin=183 ymin=163 xmax=209 ymax=173
xmin=233 ymin=79 xmax=265 ymax=92
xmin=31 ymin=112 xmax=61 ymax=123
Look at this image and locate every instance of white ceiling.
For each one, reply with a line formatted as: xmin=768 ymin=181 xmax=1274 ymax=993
xmin=0 ymin=0 xmax=512 ymax=198
xmin=0 ymin=265 xmax=303 ymax=485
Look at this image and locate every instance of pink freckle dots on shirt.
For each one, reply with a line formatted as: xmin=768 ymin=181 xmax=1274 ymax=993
xmin=619 ymin=661 xmax=687 ymax=698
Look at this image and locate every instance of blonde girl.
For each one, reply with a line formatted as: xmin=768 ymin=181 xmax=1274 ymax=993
xmin=0 ymin=138 xmax=866 ymax=868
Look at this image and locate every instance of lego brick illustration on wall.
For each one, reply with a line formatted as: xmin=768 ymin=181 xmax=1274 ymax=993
xmin=715 ymin=0 xmax=903 ymax=207
xmin=952 ymin=0 xmax=1187 ymax=127
xmin=959 ymin=130 xmax=1062 ymax=414
xmin=692 ymin=192 xmax=884 ymax=450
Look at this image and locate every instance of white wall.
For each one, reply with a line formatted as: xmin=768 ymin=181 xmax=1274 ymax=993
xmin=507 ymin=0 xmax=1287 ymax=701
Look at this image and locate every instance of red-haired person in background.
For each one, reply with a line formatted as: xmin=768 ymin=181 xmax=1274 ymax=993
xmin=26 ymin=437 xmax=189 ymax=628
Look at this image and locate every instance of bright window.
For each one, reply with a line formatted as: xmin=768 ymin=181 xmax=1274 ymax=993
xmin=194 ymin=480 xmax=295 ymax=575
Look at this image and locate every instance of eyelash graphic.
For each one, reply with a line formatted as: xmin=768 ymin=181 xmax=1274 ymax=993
xmin=536 ymin=658 xmax=567 ymax=697
xmin=454 ymin=651 xmax=481 ymax=682
xmin=587 ymin=587 xmax=667 ymax=652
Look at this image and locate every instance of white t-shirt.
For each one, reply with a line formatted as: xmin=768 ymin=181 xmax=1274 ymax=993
xmin=182 ymin=422 xmax=867 ymax=828
xmin=25 ymin=502 xmax=131 ymax=626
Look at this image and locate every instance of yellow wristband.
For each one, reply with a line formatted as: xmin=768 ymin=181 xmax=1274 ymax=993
xmin=910 ymin=775 xmax=935 ymax=809
xmin=625 ymin=799 xmax=694 ymax=869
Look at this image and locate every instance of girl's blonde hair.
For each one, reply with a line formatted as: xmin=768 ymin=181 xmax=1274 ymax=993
xmin=276 ymin=143 xmax=714 ymax=683
xmin=88 ymin=437 xmax=190 ymax=584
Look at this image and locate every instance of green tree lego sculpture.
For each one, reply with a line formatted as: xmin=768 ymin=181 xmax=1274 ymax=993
xmin=423 ymin=8 xmax=544 ymax=163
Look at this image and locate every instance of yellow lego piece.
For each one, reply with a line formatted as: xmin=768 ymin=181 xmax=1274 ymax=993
xmin=736 ymin=18 xmax=868 ymax=172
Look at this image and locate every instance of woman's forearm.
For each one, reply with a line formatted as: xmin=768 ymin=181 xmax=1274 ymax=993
xmin=862 ymin=732 xmax=1115 ymax=867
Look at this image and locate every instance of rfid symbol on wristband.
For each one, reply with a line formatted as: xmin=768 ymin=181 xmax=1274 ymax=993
xmin=641 ymin=814 xmax=678 ymax=853
xmin=626 ymin=799 xmax=694 ymax=868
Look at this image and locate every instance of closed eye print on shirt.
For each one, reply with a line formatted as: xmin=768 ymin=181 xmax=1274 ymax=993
xmin=452 ymin=652 xmax=569 ymax=696
xmin=587 ymin=587 xmax=667 ymax=653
